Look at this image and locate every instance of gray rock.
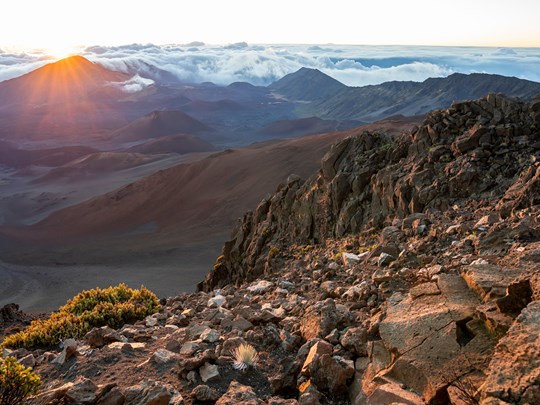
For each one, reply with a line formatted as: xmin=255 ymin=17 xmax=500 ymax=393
xmin=199 ymin=362 xmax=220 ymax=383
xmin=65 ymin=378 xmax=98 ymax=404
xmin=191 ymin=385 xmax=221 ymax=402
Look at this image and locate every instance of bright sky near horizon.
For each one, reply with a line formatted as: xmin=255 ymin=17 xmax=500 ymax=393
xmin=1 ymin=0 xmax=539 ymax=54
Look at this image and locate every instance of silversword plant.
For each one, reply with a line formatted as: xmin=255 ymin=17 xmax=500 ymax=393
xmin=232 ymin=343 xmax=259 ymax=371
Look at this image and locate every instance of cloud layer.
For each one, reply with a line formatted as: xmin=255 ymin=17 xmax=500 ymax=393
xmin=1 ymin=43 xmax=539 ymax=88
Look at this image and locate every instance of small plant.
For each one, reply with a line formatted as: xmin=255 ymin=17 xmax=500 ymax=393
xmin=268 ymin=246 xmax=280 ymax=259
xmin=0 ymin=356 xmax=41 ymax=405
xmin=232 ymin=343 xmax=259 ymax=371
xmin=1 ymin=284 xmax=159 ymax=350
xmin=213 ymin=255 xmax=225 ymax=271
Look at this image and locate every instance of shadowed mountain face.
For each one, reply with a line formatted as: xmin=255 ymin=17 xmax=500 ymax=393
xmin=111 ymin=110 xmax=214 ymax=143
xmin=299 ymin=72 xmax=540 ymax=121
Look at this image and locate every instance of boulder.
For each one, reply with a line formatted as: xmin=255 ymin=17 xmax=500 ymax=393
xmin=300 ymin=299 xmax=340 ymax=340
xmin=480 ymin=301 xmax=540 ymax=404
xmin=301 ymin=340 xmax=333 ymax=375
xmin=65 ymin=377 xmax=98 ymax=404
xmin=379 ymin=274 xmax=495 ymax=402
xmin=309 ymin=354 xmax=354 ymax=394
xmin=340 ymin=327 xmax=368 ymax=357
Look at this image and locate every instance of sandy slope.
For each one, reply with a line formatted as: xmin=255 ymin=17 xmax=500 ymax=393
xmin=0 ymin=118 xmax=420 ymax=312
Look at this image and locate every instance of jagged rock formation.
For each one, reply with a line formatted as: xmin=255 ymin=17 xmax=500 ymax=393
xmin=201 ymin=93 xmax=540 ymax=290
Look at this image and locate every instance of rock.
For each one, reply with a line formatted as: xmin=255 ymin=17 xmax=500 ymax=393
xmin=191 ymin=384 xmax=221 ymax=402
xmin=65 ymin=377 xmax=98 ymax=404
xmin=480 ymin=301 xmax=540 ymax=404
xmin=409 ymin=282 xmax=440 ymax=299
xmin=52 ymin=338 xmax=78 ymax=365
xmin=298 ymin=380 xmax=323 ymax=405
xmin=342 ymin=252 xmax=361 ymax=265
xmin=216 ymin=381 xmax=262 ymax=405
xmin=145 ymin=316 xmax=159 ymax=327
xmin=200 ymin=328 xmax=220 ymax=343
xmin=247 ymin=280 xmax=274 ymax=294
xmin=124 ymin=380 xmax=175 ymax=405
xmin=309 ymin=354 xmax=355 ymax=394
xmin=152 ymin=349 xmax=178 ymax=364
xmin=340 ymin=327 xmax=368 ymax=356
xmin=267 ymin=397 xmax=299 ymax=405
xmin=199 ymin=362 xmax=220 ymax=382
xmin=229 ymin=316 xmax=254 ymax=331
xmin=18 ymin=353 xmax=36 ymax=368
xmin=367 ymin=382 xmax=424 ymax=405
xmin=372 ymin=269 xmax=392 ymax=283
xmin=167 ymin=314 xmax=189 ymax=327
xmin=85 ymin=326 xmax=123 ymax=348
xmin=107 ymin=342 xmax=146 ymax=351
xmin=300 ymin=299 xmax=340 ymax=340
xmin=378 ymin=252 xmax=395 ymax=267
xmin=180 ymin=341 xmax=201 ymax=356
xmin=378 ymin=274 xmax=495 ymax=402
xmin=208 ymin=295 xmax=226 ymax=308
xmin=301 ymin=340 xmax=333 ymax=375
xmin=96 ymin=386 xmax=125 ymax=405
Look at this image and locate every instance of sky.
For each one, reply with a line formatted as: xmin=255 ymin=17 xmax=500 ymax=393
xmin=1 ymin=0 xmax=540 ymax=52
xmin=1 ymin=1 xmax=539 ymax=88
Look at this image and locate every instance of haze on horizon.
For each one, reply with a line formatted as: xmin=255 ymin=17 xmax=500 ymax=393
xmin=1 ymin=0 xmax=539 ymax=54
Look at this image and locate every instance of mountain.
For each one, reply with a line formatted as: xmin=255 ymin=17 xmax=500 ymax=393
xmin=0 ymin=141 xmax=98 ymax=169
xmin=268 ymin=67 xmax=347 ymax=101
xmin=258 ymin=117 xmax=344 ymax=138
xmin=125 ymin=134 xmax=217 ymax=155
xmin=0 ymin=55 xmax=129 ymax=107
xmin=303 ymin=72 xmax=540 ymax=121
xmin=111 ymin=110 xmax=214 ymax=143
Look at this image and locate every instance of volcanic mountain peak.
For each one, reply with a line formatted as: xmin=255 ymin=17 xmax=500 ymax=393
xmin=0 ymin=54 xmax=130 ymax=107
xmin=112 ymin=110 xmax=213 ymax=143
xmin=269 ymin=67 xmax=347 ymax=101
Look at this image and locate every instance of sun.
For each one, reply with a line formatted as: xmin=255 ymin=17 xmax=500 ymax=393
xmin=43 ymin=44 xmax=79 ymax=60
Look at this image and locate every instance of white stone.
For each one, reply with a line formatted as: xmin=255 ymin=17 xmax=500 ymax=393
xmin=342 ymin=252 xmax=361 ymax=265
xmin=208 ymin=295 xmax=226 ymax=308
xmin=247 ymin=280 xmax=274 ymax=294
xmin=200 ymin=328 xmax=220 ymax=343
xmin=471 ymin=258 xmax=489 ymax=266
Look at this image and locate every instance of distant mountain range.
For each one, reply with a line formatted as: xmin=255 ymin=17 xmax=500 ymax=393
xmin=1 ymin=55 xmax=539 ymax=147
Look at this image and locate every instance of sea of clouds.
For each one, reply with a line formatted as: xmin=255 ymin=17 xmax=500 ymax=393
xmin=1 ymin=43 xmax=539 ymax=88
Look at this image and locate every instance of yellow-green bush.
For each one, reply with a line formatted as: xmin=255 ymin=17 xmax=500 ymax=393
xmin=1 ymin=284 xmax=159 ymax=349
xmin=0 ymin=356 xmax=41 ymax=404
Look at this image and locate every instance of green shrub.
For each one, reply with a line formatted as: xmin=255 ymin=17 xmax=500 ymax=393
xmin=0 ymin=356 xmax=41 ymax=404
xmin=1 ymin=284 xmax=159 ymax=350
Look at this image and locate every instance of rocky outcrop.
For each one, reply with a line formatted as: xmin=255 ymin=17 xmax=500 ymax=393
xmin=201 ymin=94 xmax=540 ymax=291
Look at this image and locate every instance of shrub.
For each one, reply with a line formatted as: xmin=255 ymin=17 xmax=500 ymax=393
xmin=1 ymin=284 xmax=159 ymax=349
xmin=0 ymin=356 xmax=41 ymax=404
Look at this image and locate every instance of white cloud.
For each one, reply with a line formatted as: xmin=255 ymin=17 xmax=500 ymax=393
xmin=111 ymin=74 xmax=154 ymax=93
xmin=1 ymin=44 xmax=539 ymax=87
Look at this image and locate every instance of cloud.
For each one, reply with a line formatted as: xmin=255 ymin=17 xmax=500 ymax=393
xmin=110 ymin=74 xmax=154 ymax=93
xmin=1 ymin=43 xmax=539 ymax=87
